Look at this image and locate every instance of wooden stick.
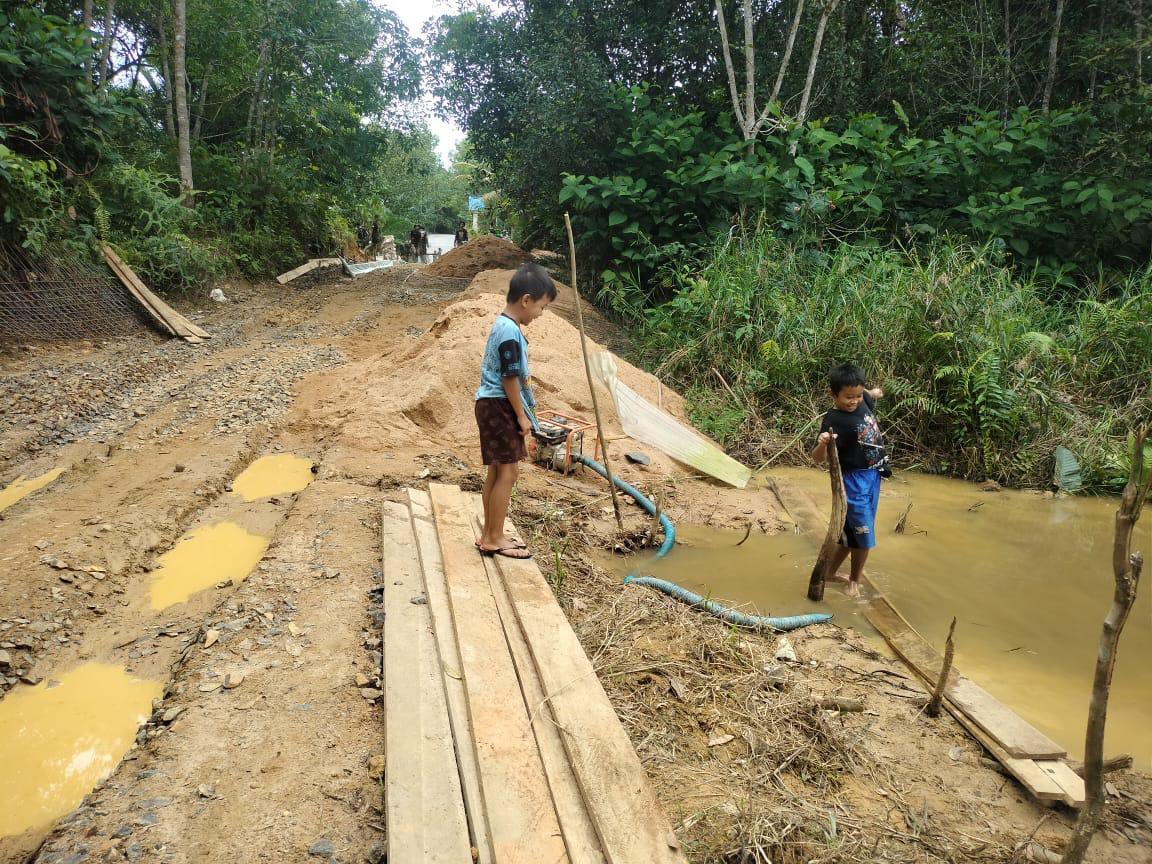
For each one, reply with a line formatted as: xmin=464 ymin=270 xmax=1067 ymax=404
xmin=1060 ymin=426 xmax=1148 ymax=864
xmin=807 ymin=440 xmax=846 ymax=601
xmin=563 ymin=212 xmax=623 ymax=531
xmin=1067 ymin=754 xmax=1133 ymax=778
xmin=926 ymin=617 xmax=957 ymax=718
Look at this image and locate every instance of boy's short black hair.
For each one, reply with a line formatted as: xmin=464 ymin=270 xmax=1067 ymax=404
xmin=828 ymin=363 xmax=867 ymax=394
xmin=507 ymin=263 xmax=558 ymax=303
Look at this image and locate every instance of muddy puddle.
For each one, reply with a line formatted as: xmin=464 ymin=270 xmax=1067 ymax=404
xmin=149 ymin=521 xmax=270 ymax=609
xmin=0 ymin=465 xmax=66 ymax=513
xmin=230 ymin=452 xmax=314 ymax=501
xmin=0 ymin=663 xmax=161 ymax=837
xmin=617 ymin=467 xmax=1152 ymax=769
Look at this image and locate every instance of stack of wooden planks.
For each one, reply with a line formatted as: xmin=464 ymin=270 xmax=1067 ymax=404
xmin=101 ymin=244 xmax=212 ymax=343
xmin=863 ymin=590 xmax=1085 ymax=807
xmin=379 ymin=483 xmax=687 ymax=863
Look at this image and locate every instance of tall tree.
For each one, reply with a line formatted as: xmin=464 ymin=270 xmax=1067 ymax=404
xmin=797 ymin=0 xmax=840 ymax=120
xmin=172 ymin=0 xmax=193 ymax=199
xmin=1042 ymin=0 xmax=1066 ymax=113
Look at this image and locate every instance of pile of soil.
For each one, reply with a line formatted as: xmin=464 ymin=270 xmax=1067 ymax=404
xmin=425 ymin=235 xmax=530 ymax=279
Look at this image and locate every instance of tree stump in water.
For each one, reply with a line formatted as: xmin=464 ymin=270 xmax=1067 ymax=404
xmin=807 ymin=441 xmax=846 ymax=601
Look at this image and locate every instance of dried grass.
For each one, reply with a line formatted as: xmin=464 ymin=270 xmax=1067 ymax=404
xmin=510 ymin=492 xmax=1019 ymax=864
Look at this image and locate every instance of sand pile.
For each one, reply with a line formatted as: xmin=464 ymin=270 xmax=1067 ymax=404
xmin=329 ymin=288 xmax=692 ymax=469
xmin=425 ymin=235 xmax=531 ymax=279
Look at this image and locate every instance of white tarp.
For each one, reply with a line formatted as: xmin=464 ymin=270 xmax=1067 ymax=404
xmin=591 ymin=352 xmax=751 ymax=488
xmin=341 ymin=258 xmax=395 ymax=278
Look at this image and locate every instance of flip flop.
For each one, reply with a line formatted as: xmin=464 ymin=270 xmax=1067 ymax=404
xmin=477 ymin=545 xmax=532 ymax=560
xmin=475 ymin=538 xmax=527 ymax=550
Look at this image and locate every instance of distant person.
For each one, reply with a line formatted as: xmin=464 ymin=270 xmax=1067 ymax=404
xmin=408 ymin=224 xmax=428 ymax=262
xmin=454 ymin=221 xmax=469 ymax=247
xmin=474 ymin=264 xmax=558 ymax=559
xmin=809 ymin=363 xmax=889 ymax=597
xmin=370 ymin=217 xmax=380 ymax=257
xmin=356 ymin=224 xmax=369 ymax=248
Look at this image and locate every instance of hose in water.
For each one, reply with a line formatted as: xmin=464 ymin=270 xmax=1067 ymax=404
xmin=572 ymin=454 xmax=831 ymax=632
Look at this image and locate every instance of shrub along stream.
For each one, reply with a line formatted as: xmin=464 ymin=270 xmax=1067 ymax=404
xmin=616 ymin=230 xmax=1151 ymax=491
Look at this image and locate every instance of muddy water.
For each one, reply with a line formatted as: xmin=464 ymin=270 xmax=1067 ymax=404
xmin=0 ymin=663 xmax=161 ymax=837
xmin=149 ymin=521 xmax=270 ymax=609
xmin=0 ymin=465 xmax=66 ymax=513
xmin=230 ymin=452 xmax=314 ymax=501
xmin=622 ymin=468 xmax=1152 ymax=769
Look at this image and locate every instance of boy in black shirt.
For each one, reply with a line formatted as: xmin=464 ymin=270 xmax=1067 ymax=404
xmin=810 ymin=363 xmax=888 ymax=597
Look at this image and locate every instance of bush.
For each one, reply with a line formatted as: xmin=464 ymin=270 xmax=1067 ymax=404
xmin=630 ymin=228 xmax=1152 ymax=489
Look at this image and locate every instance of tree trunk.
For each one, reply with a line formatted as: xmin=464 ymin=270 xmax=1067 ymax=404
xmin=807 ymin=440 xmax=846 ymax=601
xmin=770 ymin=0 xmax=806 ymax=105
xmin=926 ymin=617 xmax=957 ymax=718
xmin=1059 ymin=429 xmax=1148 ymax=864
xmin=82 ymin=0 xmax=94 ymax=74
xmin=192 ymin=77 xmax=208 ymax=141
xmin=742 ymin=0 xmax=755 ymax=156
xmin=98 ymin=0 xmax=117 ymax=86
xmin=798 ymin=0 xmax=840 ymax=122
xmin=246 ymin=40 xmax=271 ymax=148
xmin=1137 ymin=0 xmax=1145 ymax=84
xmin=1042 ymin=0 xmax=1065 ymax=114
xmin=1090 ymin=2 xmax=1106 ymax=100
xmin=172 ymin=0 xmax=194 ymax=201
xmin=715 ymin=0 xmax=749 ymax=134
xmin=158 ymin=18 xmax=176 ymax=140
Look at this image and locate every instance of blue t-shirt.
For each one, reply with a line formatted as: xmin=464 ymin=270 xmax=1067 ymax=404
xmin=476 ymin=314 xmax=536 ymax=417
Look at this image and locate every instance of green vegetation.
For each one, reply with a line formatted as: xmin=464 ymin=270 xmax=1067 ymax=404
xmin=623 ymin=228 xmax=1151 ymax=489
xmin=1 ymin=2 xmax=475 ymax=291
xmin=429 ymin=1 xmax=1151 ymax=487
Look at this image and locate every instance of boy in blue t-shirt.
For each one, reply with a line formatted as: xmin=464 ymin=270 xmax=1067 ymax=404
xmin=809 ymin=363 xmax=889 ymax=597
xmin=474 ymin=264 xmax=557 ymax=559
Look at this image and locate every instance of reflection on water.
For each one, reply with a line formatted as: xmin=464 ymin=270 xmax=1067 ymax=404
xmin=230 ymin=452 xmax=313 ymax=501
xmin=621 ymin=468 xmax=1152 ymax=769
xmin=149 ymin=521 xmax=269 ymax=609
xmin=0 ymin=465 xmax=66 ymax=513
xmin=0 ymin=663 xmax=161 ymax=837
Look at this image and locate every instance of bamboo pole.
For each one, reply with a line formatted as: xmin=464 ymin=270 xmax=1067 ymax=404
xmin=563 ymin=212 xmax=624 ymax=531
xmin=1060 ymin=427 xmax=1148 ymax=864
xmin=807 ymin=439 xmax=846 ymax=601
xmin=926 ymin=617 xmax=957 ymax=718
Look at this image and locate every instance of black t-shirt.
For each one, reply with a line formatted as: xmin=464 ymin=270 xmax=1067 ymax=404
xmin=819 ymin=391 xmax=888 ymax=473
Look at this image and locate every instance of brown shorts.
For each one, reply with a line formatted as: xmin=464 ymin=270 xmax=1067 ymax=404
xmin=475 ymin=398 xmax=527 ymax=465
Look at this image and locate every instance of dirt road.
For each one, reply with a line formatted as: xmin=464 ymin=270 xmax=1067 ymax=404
xmin=1 ymin=264 xmax=1148 ymax=864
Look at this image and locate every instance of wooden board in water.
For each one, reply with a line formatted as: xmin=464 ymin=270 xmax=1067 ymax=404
xmin=864 ymin=592 xmax=1066 ymax=760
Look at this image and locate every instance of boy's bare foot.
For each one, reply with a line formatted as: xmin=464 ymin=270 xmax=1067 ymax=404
xmin=478 ymin=544 xmax=532 ymax=559
xmin=826 ymin=572 xmax=850 ymax=583
xmin=845 ymin=580 xmax=861 ymax=598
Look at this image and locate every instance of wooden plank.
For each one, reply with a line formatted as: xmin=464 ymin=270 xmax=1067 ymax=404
xmin=1037 ymin=760 xmax=1086 ymax=808
xmin=275 ymin=259 xmax=319 ymax=284
xmin=483 ymin=517 xmax=687 ymax=863
xmin=382 ymin=502 xmax=473 ymax=862
xmin=381 ymin=502 xmax=426 ymax=858
xmin=864 ymin=594 xmax=1065 ymax=759
xmin=101 ymin=244 xmax=211 ymax=340
xmin=427 ymin=484 xmax=568 ymax=864
xmin=459 ymin=495 xmax=605 ymax=864
xmin=409 ymin=490 xmax=495 ymax=864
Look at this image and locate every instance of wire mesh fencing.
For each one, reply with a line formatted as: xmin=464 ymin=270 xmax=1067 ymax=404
xmin=0 ymin=244 xmax=151 ymax=343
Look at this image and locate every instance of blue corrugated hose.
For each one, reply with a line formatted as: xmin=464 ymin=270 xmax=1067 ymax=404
xmin=573 ymin=455 xmax=832 ymax=632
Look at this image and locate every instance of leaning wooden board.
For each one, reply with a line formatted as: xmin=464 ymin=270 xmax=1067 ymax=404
xmin=487 ymin=516 xmax=688 ymax=863
xmin=864 ymin=592 xmax=1083 ymax=807
xmin=428 ymin=484 xmax=569 ymax=864
xmin=101 ymin=244 xmax=211 ymax=342
xmin=864 ymin=593 xmax=1065 ymax=759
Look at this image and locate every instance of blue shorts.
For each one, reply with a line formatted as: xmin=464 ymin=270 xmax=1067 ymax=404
xmin=841 ymin=468 xmax=881 ymax=549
